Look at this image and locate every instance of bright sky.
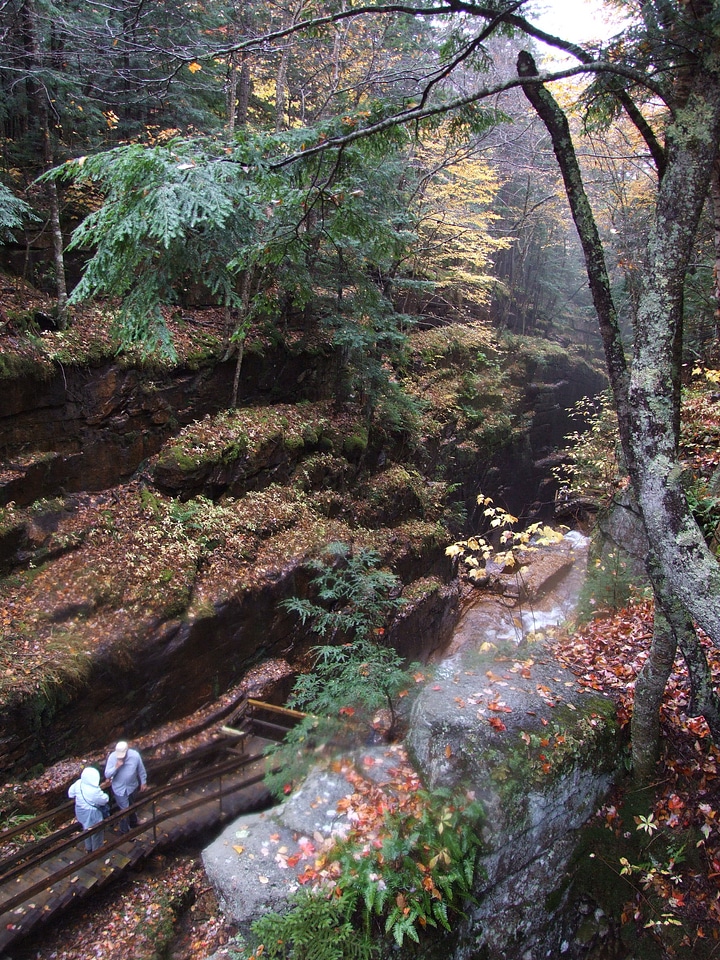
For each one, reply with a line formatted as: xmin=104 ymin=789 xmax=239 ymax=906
xmin=531 ymin=0 xmax=625 ymax=44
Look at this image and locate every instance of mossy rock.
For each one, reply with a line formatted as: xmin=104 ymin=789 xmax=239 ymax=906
xmin=343 ymin=426 xmax=369 ymax=461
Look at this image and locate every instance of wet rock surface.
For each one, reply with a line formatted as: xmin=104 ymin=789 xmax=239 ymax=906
xmin=203 ymin=544 xmax=622 ymax=960
xmin=203 ymin=748 xmax=402 ymax=925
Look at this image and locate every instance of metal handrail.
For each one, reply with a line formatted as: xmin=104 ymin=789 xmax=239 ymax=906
xmin=0 ymin=749 xmax=266 ymax=884
xmin=0 ymin=738 xmax=230 ymax=846
xmin=0 ymin=759 xmax=274 ymax=919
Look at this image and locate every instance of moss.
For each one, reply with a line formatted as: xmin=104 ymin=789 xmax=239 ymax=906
xmin=155 ymin=445 xmax=206 ymax=473
xmin=343 ymin=426 xmax=369 ymax=460
xmin=472 ymin=696 xmax=620 ymax=830
xmin=0 ymin=351 xmax=55 ymax=381
xmin=221 ymin=436 xmax=249 ymax=464
xmin=140 ymin=486 xmax=164 ymax=516
xmin=283 ymin=433 xmax=306 ymax=454
xmin=401 ymin=576 xmax=443 ymax=602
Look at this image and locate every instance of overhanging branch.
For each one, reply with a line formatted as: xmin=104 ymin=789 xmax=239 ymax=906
xmin=270 ymin=59 xmax=656 ymax=170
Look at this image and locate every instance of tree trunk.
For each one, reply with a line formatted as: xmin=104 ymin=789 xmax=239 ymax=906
xmin=627 ymin=72 xmax=720 ymax=640
xmin=712 ymin=158 xmax=720 ymax=326
xmin=275 ymin=43 xmax=289 ymax=132
xmin=634 ymin=557 xmax=720 ymax=782
xmin=227 ymin=53 xmax=238 ymax=137
xmin=672 ymin=612 xmax=720 ymax=741
xmin=230 ymin=267 xmax=254 ymax=407
xmin=517 ymin=50 xmax=720 ymax=757
xmin=47 ymin=177 xmax=68 ymax=328
xmin=237 ymin=56 xmax=251 ymax=128
xmin=631 ymin=605 xmax=676 ymax=783
xmin=227 ymin=0 xmax=252 ymax=134
xmin=22 ymin=0 xmax=68 ymax=326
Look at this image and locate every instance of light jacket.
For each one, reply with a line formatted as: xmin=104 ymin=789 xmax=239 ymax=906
xmin=68 ymin=767 xmax=109 ymax=830
xmin=105 ymin=747 xmax=147 ymax=798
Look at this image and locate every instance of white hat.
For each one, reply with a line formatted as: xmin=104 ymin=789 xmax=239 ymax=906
xmin=80 ymin=766 xmax=100 ymax=786
xmin=115 ymin=741 xmax=128 ymax=758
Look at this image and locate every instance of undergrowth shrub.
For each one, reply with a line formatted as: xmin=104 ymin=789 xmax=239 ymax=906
xmin=265 ymin=542 xmax=423 ymax=797
xmin=246 ymin=786 xmax=484 ymax=959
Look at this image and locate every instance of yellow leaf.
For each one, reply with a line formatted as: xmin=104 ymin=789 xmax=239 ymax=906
xmin=233 ymin=845 xmax=244 ymax=855
xmin=188 ymin=61 xmax=202 ymax=73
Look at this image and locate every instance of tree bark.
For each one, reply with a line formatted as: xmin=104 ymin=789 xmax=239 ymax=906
xmin=227 ymin=0 xmax=252 ymax=134
xmin=517 ymin=48 xmax=720 ymax=758
xmin=628 ymin=71 xmax=720 ymax=639
xmin=634 ymin=556 xmax=720 ymax=782
xmin=712 ymin=158 xmax=720 ymax=327
xmin=631 ymin=605 xmax=676 ymax=783
xmin=275 ymin=43 xmax=290 ymax=132
xmin=21 ymin=0 xmax=68 ymax=327
xmin=46 ymin=177 xmax=69 ymax=328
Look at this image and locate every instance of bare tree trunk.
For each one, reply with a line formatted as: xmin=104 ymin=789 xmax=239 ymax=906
xmin=631 ymin=606 xmax=676 ymax=783
xmin=665 ymin=596 xmax=720 ymax=741
xmin=46 ymin=176 xmax=68 ymax=328
xmin=231 ymin=337 xmax=245 ymax=409
xmin=22 ymin=0 xmax=68 ymax=326
xmin=237 ymin=55 xmax=251 ymax=127
xmin=226 ymin=0 xmax=252 ymax=135
xmin=634 ymin=557 xmax=720 ymax=782
xmin=711 ymin=157 xmax=720 ymax=327
xmin=227 ymin=52 xmax=238 ymax=137
xmin=275 ymin=43 xmax=289 ymax=132
xmin=230 ymin=268 xmax=253 ymax=408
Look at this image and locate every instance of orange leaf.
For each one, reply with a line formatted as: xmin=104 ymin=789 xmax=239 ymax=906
xmin=488 ymin=717 xmax=506 ymax=731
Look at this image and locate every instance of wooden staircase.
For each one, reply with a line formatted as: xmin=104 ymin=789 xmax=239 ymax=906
xmin=0 ymin=699 xmax=303 ymax=951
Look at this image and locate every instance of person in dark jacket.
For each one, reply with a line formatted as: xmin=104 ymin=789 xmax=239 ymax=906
xmin=68 ymin=767 xmax=109 ymax=851
xmin=104 ymin=740 xmax=147 ymax=834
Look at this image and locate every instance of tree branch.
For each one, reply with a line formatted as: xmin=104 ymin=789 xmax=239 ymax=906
xmin=270 ymin=59 xmax=656 ymax=170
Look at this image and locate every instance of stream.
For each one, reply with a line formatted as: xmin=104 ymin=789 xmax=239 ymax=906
xmin=434 ymin=530 xmax=589 ymax=667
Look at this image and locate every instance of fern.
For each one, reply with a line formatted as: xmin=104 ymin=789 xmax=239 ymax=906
xmin=250 ymin=788 xmax=483 ymax=958
xmin=250 ymin=890 xmax=376 ymax=960
xmin=0 ymin=182 xmax=36 ymax=241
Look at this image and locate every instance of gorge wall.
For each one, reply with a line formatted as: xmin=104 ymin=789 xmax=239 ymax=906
xmin=0 ymin=319 xmax=606 ymax=780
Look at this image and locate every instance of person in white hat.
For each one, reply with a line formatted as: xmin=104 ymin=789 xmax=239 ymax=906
xmin=68 ymin=766 xmax=110 ymax=851
xmin=104 ymin=740 xmax=147 ymax=834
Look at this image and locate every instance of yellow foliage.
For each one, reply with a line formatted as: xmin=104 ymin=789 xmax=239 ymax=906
xmin=408 ymin=134 xmax=510 ymax=305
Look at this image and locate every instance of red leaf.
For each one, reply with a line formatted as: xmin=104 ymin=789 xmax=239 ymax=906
xmin=488 ymin=700 xmax=512 ymax=713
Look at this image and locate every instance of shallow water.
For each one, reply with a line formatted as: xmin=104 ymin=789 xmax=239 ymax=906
xmin=435 ymin=531 xmax=589 ymax=670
